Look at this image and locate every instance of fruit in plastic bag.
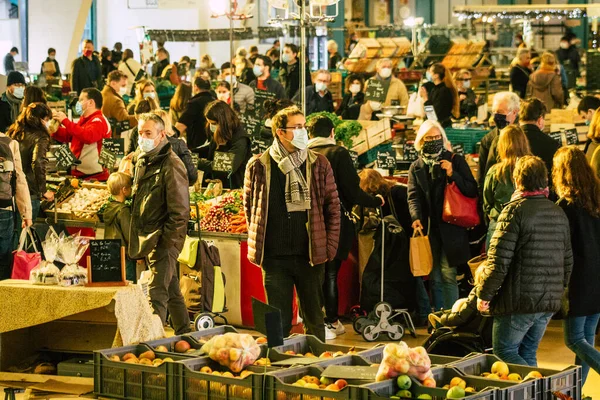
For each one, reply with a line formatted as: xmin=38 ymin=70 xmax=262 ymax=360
xmin=375 ymin=342 xmax=433 ymax=384
xmin=201 ymin=333 xmax=261 ymax=373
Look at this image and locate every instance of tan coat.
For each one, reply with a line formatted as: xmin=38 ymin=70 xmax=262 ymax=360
xmin=526 ymin=69 xmax=564 ymax=111
xmin=101 ymin=86 xmax=137 ymax=128
xmin=358 ymin=76 xmax=409 ymax=120
xmin=1 ymin=133 xmax=32 ymax=220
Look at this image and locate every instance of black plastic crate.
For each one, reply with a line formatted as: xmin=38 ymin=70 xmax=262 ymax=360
xmin=94 ymin=344 xmax=188 ymax=400
xmin=352 ymin=345 xmax=461 ymax=367
xmin=175 ymin=357 xmax=265 ymax=400
xmin=542 ymin=365 xmax=581 ymax=400
xmin=186 ymin=326 xmax=240 ymax=345
xmin=265 ymin=365 xmax=362 ymax=400
xmin=144 ymin=335 xmax=204 ymax=357
xmin=359 ymin=379 xmax=444 ymax=400
xmin=272 ymin=335 xmax=367 ymax=358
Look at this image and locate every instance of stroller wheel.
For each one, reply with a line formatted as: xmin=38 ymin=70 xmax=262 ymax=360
xmin=353 ymin=316 xmax=371 ymax=334
xmin=350 ymin=305 xmax=367 ymax=321
xmin=194 ymin=313 xmax=215 ymax=331
xmin=387 ymin=323 xmax=405 ymax=341
xmin=374 ymin=302 xmax=392 ymax=318
xmin=362 ymin=324 xmax=379 ymax=342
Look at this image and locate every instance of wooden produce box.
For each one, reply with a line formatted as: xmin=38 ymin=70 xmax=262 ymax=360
xmin=350 ymin=130 xmax=369 ymax=155
xmin=377 ymin=38 xmax=398 ymax=58
xmin=360 ymin=118 xmax=393 ymax=149
xmin=392 ymin=37 xmax=412 ymax=56
xmin=348 ymin=38 xmax=381 ymax=59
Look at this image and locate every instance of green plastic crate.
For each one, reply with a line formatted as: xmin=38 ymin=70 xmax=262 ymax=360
xmin=143 ymin=335 xmax=204 ymax=358
xmin=445 ymin=128 xmax=490 ymax=154
xmin=359 ymin=379 xmax=444 ymax=400
xmin=358 ymin=143 xmax=394 ymax=166
xmin=94 ymin=343 xmax=188 ymax=400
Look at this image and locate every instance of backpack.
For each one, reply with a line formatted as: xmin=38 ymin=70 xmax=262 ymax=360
xmin=0 ymin=136 xmax=16 ymax=202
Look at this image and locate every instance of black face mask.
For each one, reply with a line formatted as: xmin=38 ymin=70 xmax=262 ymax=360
xmin=494 ymin=113 xmax=510 ymax=130
xmin=422 ymin=138 xmax=444 ymax=155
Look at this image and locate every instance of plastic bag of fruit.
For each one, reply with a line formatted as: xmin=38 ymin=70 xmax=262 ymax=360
xmin=375 ymin=342 xmax=433 ymax=385
xmin=57 ymin=231 xmax=90 ymax=286
xmin=200 ymin=333 xmax=261 ymax=373
xmin=30 ymin=227 xmax=61 ymax=285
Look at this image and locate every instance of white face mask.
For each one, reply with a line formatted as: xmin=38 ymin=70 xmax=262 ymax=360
xmin=560 ymin=42 xmax=569 ymax=49
xmin=369 ymin=101 xmax=382 ymax=111
xmin=49 ymin=56 xmax=55 ymax=61
xmin=283 ymin=128 xmax=308 ymax=150
xmin=119 ymin=86 xmax=128 ymax=96
xmin=315 ymin=82 xmax=328 ymax=92
xmin=217 ymin=92 xmax=230 ymax=102
xmin=138 ymin=136 xmax=157 ymax=153
xmin=143 ymin=92 xmax=156 ymax=99
xmin=463 ymin=80 xmax=471 ymax=89
xmin=225 ymin=74 xmax=237 ymax=86
xmin=349 ymin=84 xmax=361 ymax=94
xmin=13 ymin=86 xmax=24 ymax=99
xmin=379 ymin=68 xmax=392 ymax=79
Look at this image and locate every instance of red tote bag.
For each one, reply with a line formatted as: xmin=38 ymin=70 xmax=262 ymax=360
xmin=11 ymin=227 xmax=42 ymax=280
xmin=442 ymin=181 xmax=480 ymax=228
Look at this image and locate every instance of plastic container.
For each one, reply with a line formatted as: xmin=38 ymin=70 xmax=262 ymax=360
xmin=272 ymin=334 xmax=366 ymax=358
xmin=359 ymin=379 xmax=441 ymax=400
xmin=175 ymin=357 xmax=265 ymax=400
xmin=143 ymin=335 xmax=204 ymax=357
xmin=350 ymin=345 xmax=461 ymax=367
xmin=445 ymin=128 xmax=489 ymax=154
xmin=541 ymin=365 xmax=581 ymax=400
xmin=185 ymin=325 xmax=240 ymax=345
xmin=264 ymin=365 xmax=361 ymax=400
xmin=94 ymin=344 xmax=188 ymax=400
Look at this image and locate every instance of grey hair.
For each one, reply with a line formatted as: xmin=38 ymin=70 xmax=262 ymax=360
xmin=492 ymin=91 xmax=520 ymax=113
xmin=137 ymin=112 xmax=165 ymax=131
xmin=314 ymin=69 xmax=331 ymax=80
xmin=517 ymin=48 xmax=530 ymax=58
xmin=376 ymin=58 xmax=392 ymax=69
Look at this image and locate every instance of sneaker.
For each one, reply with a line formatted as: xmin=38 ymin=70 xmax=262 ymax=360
xmin=325 ymin=324 xmax=337 ymax=340
xmin=332 ymin=320 xmax=346 ymax=336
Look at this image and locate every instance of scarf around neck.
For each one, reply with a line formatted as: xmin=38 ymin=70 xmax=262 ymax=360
xmin=421 ymin=149 xmax=443 ymax=177
xmin=4 ymin=91 xmax=21 ymax=124
xmin=510 ymin=188 xmax=550 ymax=202
xmin=269 ymin=139 xmax=311 ymax=212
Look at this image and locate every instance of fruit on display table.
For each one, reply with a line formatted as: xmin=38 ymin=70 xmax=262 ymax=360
xmin=479 ymin=361 xmax=543 ymax=381
xmin=200 ymin=333 xmax=261 ymax=373
xmin=199 ymin=190 xmax=248 ymax=233
xmin=57 ymin=187 xmax=110 ymax=219
xmin=111 ymin=350 xmax=173 ymax=367
xmin=292 ymin=375 xmax=348 ymax=391
xmin=279 ymin=348 xmax=358 ymax=358
xmin=376 ymin=342 xmax=435 ymax=386
xmin=440 ymin=377 xmax=477 ymax=397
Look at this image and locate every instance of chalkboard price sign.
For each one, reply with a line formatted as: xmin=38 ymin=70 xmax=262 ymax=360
xmin=364 ymin=79 xmax=389 ymax=103
xmin=377 ymin=151 xmax=396 ymax=170
xmin=99 ymin=148 xmax=117 ymax=169
xmin=565 ymin=128 xmax=579 ymax=145
xmin=452 ymin=143 xmax=465 ymax=156
xmin=103 ymin=138 xmax=125 ymax=157
xmin=87 ymin=239 xmax=127 ymax=287
xmin=54 ymin=144 xmax=78 ymax=170
xmin=213 ymin=151 xmax=235 ymax=173
xmin=403 ymin=141 xmax=418 ymax=162
xmin=253 ymin=89 xmax=277 ymax=120
xmin=251 ymin=138 xmax=270 ymax=155
xmin=348 ymin=150 xmax=359 ymax=169
xmin=549 ymin=131 xmax=563 ymax=144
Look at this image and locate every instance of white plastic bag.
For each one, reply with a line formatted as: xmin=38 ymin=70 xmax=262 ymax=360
xmin=201 ymin=333 xmax=261 ymax=373
xmin=375 ymin=342 xmax=435 ymax=386
xmin=57 ymin=232 xmax=90 ymax=287
xmin=30 ymin=227 xmax=61 ymax=285
xmin=407 ymin=92 xmax=425 ymax=118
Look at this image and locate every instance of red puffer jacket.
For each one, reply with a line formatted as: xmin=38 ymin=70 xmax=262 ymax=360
xmin=243 ymin=149 xmax=341 ymax=266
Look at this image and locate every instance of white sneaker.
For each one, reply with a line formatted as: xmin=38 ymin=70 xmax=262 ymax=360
xmin=332 ymin=320 xmax=346 ymax=336
xmin=325 ymin=324 xmax=337 ymax=340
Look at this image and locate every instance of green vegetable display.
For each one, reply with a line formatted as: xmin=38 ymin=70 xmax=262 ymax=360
xmin=306 ymin=112 xmax=362 ymax=149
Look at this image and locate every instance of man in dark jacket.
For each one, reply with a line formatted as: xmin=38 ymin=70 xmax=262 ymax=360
xmin=71 ymin=39 xmax=103 ymax=95
xmin=152 ymin=48 xmax=170 ymax=78
xmin=129 ymin=112 xmax=191 ymax=335
xmin=40 ymin=48 xmax=61 ymax=78
xmin=477 ymin=156 xmax=572 ymax=367
xmin=509 ymin=49 xmax=531 ymax=99
xmin=243 ymin=106 xmax=341 ymax=341
xmin=307 ymin=115 xmax=383 ymax=339
xmin=0 ymin=71 xmax=25 ymax=133
xmin=175 ymin=77 xmax=216 ymax=152
xmin=293 ymin=70 xmax=334 ymax=116
xmin=249 ymin=55 xmax=287 ymax=104
xmin=3 ymin=47 xmax=17 ymax=73
xmin=279 ymin=43 xmax=312 ymax=100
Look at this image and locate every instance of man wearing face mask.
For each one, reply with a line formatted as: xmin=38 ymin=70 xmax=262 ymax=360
xmin=71 ymin=39 xmax=103 ymax=95
xmin=278 ymin=43 xmax=312 ymax=100
xmin=151 ymin=48 xmax=170 ymax=78
xmin=52 ymin=88 xmax=112 ymax=181
xmin=454 ymin=69 xmax=479 ymax=119
xmin=557 ymin=35 xmax=581 ymax=85
xmin=129 ymin=112 xmax=191 ymax=335
xmin=518 ymin=98 xmax=559 ymax=178
xmin=243 ymin=106 xmax=341 ymax=341
xmin=249 ymin=55 xmax=287 ymax=101
xmin=101 ymin=70 xmax=137 ymax=135
xmin=0 ymin=71 xmax=26 ymax=133
xmin=360 ymin=58 xmax=408 ymax=120
xmin=478 ymin=91 xmax=521 ymax=189
xmin=40 ymin=48 xmax=61 ymax=78
xmin=510 ymin=49 xmax=532 ymax=99
xmin=293 ymin=70 xmax=334 ymax=115
xmin=220 ymin=62 xmax=254 ymax=113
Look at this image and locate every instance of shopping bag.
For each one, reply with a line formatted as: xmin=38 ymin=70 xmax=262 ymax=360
xmin=409 ymin=229 xmax=433 ymax=277
xmin=177 ymin=236 xmax=200 ymax=267
xmin=467 ymin=254 xmax=487 ymax=281
xmin=11 ymin=227 xmax=43 ymax=280
xmin=442 ymin=181 xmax=480 ymax=228
xmin=180 ymin=273 xmax=202 ymax=312
xmin=407 ymin=92 xmax=425 ymax=118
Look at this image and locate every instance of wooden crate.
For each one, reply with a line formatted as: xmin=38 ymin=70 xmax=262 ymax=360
xmin=377 ymin=38 xmax=398 ymax=58
xmin=350 ymin=130 xmax=369 ymax=155
xmin=392 ymin=37 xmax=412 ymax=56
xmin=348 ymin=38 xmax=381 ymax=59
xmin=359 ymin=119 xmax=392 ymax=149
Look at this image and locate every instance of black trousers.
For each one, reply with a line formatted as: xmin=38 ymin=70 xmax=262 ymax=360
xmin=262 ymin=257 xmax=325 ymax=341
xmin=323 ymin=258 xmax=343 ymax=324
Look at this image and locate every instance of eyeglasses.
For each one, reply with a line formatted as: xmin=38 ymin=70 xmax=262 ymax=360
xmin=423 ymin=135 xmax=442 ymax=142
xmin=283 ymin=126 xmax=305 ymax=129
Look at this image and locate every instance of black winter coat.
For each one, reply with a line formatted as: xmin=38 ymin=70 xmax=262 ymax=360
xmin=293 ymin=85 xmax=334 ymax=116
xmin=407 ymin=150 xmax=478 ymax=267
xmin=558 ymin=200 xmax=600 ymax=317
xmin=425 ymin=82 xmax=454 ymax=128
xmin=477 ymin=127 xmax=498 ymax=190
xmin=477 ymin=196 xmax=573 ymax=316
xmin=310 ymin=143 xmax=381 ymax=259
xmin=336 ymin=92 xmax=364 ymax=120
xmin=167 ymin=135 xmax=198 ymax=185
xmin=278 ymin=62 xmax=312 ymax=100
xmin=520 ymin=124 xmax=560 ymax=176
xmin=15 ymin=129 xmax=50 ymax=199
xmin=71 ymin=55 xmax=103 ymax=95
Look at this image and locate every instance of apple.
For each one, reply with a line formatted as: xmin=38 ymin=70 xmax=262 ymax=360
xmin=256 ymin=337 xmax=268 ymax=344
xmin=525 ymin=371 xmax=543 ymax=379
xmin=305 ymin=352 xmax=316 ymax=358
xmin=396 ymin=375 xmax=412 ymax=390
xmin=285 ymin=350 xmax=296 ymax=355
xmin=240 ymin=371 xmax=253 ymax=379
xmin=417 ymin=395 xmax=432 ymax=400
xmin=319 ymin=351 xmax=334 ymax=359
xmin=304 ymin=383 xmax=320 ymax=389
xmin=334 ymin=379 xmax=347 ymax=389
xmin=121 ymin=353 xmax=136 ymax=361
xmin=325 ymin=384 xmax=340 ymax=391
xmin=450 ymin=377 xmax=466 ymax=389
xmin=465 ymin=387 xmax=476 ymax=393
xmin=175 ymin=340 xmax=191 ymax=353
xmin=162 ymin=357 xmax=174 ymax=362
xmin=447 ymin=386 xmax=466 ymax=399
xmin=303 ymin=376 xmax=320 ymax=385
xmin=491 ymin=361 xmax=509 ymax=378
xmin=421 ymin=378 xmax=436 ymax=388
xmin=487 ymin=373 xmax=500 ymax=380
xmin=109 ymin=355 xmax=120 ymax=362
xmin=332 ymin=351 xmax=345 ymax=358
xmin=320 ymin=377 xmax=332 ymax=386
xmin=396 ymin=389 xmax=412 ymax=398
xmin=294 ymin=380 xmax=306 ymax=387
xmin=153 ymin=359 xmax=164 ymax=366
xmin=155 ymin=345 xmax=169 ymax=352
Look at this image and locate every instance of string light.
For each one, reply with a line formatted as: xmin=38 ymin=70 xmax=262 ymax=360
xmin=453 ymin=8 xmax=585 ymax=20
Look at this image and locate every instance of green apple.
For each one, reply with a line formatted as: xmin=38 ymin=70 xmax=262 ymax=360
xmin=417 ymin=395 xmax=432 ymax=400
xmin=397 ymin=375 xmax=412 ymax=390
xmin=396 ymin=390 xmax=412 ymax=398
xmin=447 ymin=386 xmax=466 ymax=399
xmin=320 ymin=376 xmax=332 ymax=386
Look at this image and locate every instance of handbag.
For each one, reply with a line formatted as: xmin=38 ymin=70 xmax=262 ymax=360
xmin=177 ymin=235 xmax=200 ymax=267
xmin=442 ymin=155 xmax=480 ymax=228
xmin=467 ymin=253 xmax=487 ymax=282
xmin=11 ymin=227 xmax=42 ymax=280
xmin=409 ymin=228 xmax=433 ymax=277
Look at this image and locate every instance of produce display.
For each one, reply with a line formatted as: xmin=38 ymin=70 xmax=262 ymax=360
xmin=200 ymin=333 xmax=261 ymax=373
xmin=57 ymin=186 xmax=110 ymax=219
xmin=111 ymin=349 xmax=174 ymax=367
xmin=153 ymin=340 xmax=204 ymax=356
xmin=292 ymin=375 xmax=348 ymax=391
xmin=479 ymin=361 xmax=542 ymax=382
xmin=199 ymin=190 xmax=247 ymax=234
xmin=375 ymin=342 xmax=435 ymax=386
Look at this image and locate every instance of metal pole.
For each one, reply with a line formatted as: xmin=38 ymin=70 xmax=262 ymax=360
xmin=300 ymin=0 xmax=307 ymax=115
xmin=230 ymin=0 xmax=236 ymax=111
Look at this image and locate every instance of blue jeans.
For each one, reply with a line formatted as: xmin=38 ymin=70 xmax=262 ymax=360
xmin=0 ymin=209 xmax=15 ymax=279
xmin=430 ymin=233 xmax=458 ymax=310
xmin=493 ymin=312 xmax=553 ymax=366
xmin=564 ymin=314 xmax=600 ymax=385
xmin=415 ymin=277 xmax=432 ymax=319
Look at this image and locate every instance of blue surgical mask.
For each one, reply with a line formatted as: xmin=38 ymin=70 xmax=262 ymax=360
xmin=253 ymin=65 xmax=264 ymax=77
xmin=75 ymin=101 xmax=83 ymax=115
xmin=13 ymin=86 xmax=24 ymax=99
xmin=138 ymin=136 xmax=157 ymax=153
xmin=283 ymin=128 xmax=308 ymax=150
xmin=426 ymin=71 xmax=433 ymax=81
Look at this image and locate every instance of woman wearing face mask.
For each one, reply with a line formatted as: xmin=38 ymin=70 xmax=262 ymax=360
xmin=419 ymin=63 xmax=460 ymax=128
xmin=408 ymin=120 xmax=478 ymax=311
xmin=526 ymin=52 xmax=564 ymax=111
xmin=7 ymin=103 xmax=54 ymax=219
xmin=127 ymin=79 xmax=158 ymax=115
xmin=215 ymin=81 xmax=240 ymax=112
xmin=453 ymin=69 xmax=479 ymax=120
xmin=169 ymin=82 xmax=192 ymax=127
xmin=198 ymin=100 xmax=251 ymax=189
xmin=200 ymin=54 xmax=219 ymax=80
xmin=336 ymin=74 xmax=365 ymax=120
xmin=118 ymin=49 xmax=143 ymax=95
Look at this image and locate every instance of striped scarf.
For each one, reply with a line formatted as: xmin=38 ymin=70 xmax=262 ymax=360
xmin=269 ymin=139 xmax=311 ymax=211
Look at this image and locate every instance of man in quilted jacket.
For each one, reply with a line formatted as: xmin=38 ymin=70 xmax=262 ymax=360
xmin=477 ymin=156 xmax=572 ymax=367
xmin=243 ymin=106 xmax=341 ymax=341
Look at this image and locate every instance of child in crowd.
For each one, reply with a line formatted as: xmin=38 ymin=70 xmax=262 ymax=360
xmin=103 ymin=172 xmax=135 ymax=282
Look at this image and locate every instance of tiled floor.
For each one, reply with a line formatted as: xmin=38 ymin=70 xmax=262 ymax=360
xmin=328 ymin=319 xmax=600 ymax=398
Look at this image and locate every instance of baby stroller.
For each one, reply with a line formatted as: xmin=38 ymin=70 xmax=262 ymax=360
xmin=352 ymin=209 xmax=417 ymax=341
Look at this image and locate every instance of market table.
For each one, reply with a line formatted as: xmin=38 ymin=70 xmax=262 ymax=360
xmin=0 ymin=280 xmax=163 ymax=371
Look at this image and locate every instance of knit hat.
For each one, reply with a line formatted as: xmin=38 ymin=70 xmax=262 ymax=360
xmin=7 ymin=71 xmax=25 ymax=86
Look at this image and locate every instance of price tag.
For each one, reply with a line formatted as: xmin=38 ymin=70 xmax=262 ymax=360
xmin=349 ymin=150 xmax=359 ymax=169
xmin=54 ymin=144 xmax=78 ymax=170
xmin=565 ymin=128 xmax=579 ymax=145
xmin=88 ymin=239 xmax=125 ymax=286
xmin=452 ymin=143 xmax=465 ymax=156
xmin=403 ymin=142 xmax=418 ymax=162
xmin=549 ymin=131 xmax=563 ymax=145
xmin=103 ymin=138 xmax=125 ymax=157
xmin=377 ymin=151 xmax=396 ymax=170
xmin=253 ymin=89 xmax=277 ymax=120
xmin=213 ymin=151 xmax=235 ymax=173
xmin=240 ymin=104 xmax=262 ymax=138
xmin=99 ymin=148 xmax=117 ymax=169
xmin=251 ymin=138 xmax=270 ymax=155
xmin=364 ymin=79 xmax=390 ymax=103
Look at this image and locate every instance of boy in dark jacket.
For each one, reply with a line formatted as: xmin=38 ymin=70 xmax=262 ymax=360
xmin=103 ymin=172 xmax=136 ymax=282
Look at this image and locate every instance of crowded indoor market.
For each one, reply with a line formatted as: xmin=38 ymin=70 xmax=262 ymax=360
xmin=0 ymin=0 xmax=598 ymax=398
